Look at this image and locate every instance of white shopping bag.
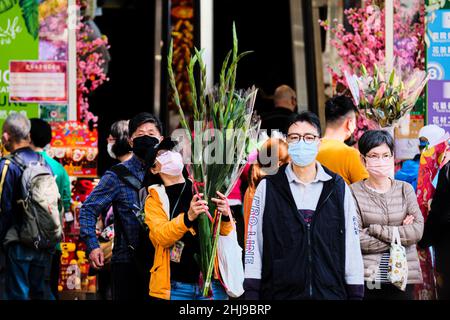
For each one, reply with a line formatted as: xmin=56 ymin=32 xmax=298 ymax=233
xmin=388 ymin=227 xmax=409 ymax=291
xmin=217 ymin=226 xmax=245 ymax=298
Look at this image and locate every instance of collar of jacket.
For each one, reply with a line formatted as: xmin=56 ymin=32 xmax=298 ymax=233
xmin=285 ymin=161 xmax=332 ymax=184
xmin=147 ymin=184 xmax=170 ymax=219
xmin=265 ymin=163 xmax=338 ymax=226
xmin=129 ymin=155 xmax=146 ymax=171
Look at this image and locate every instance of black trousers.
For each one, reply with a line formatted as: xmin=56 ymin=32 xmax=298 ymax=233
xmin=364 ymin=283 xmax=414 ymax=300
xmin=49 ymin=251 xmax=61 ymax=300
xmin=111 ymin=262 xmax=150 ymax=301
xmin=436 ymin=269 xmax=450 ymax=300
xmin=97 ymin=268 xmax=112 ymax=300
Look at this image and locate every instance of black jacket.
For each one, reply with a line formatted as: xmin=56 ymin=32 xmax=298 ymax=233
xmin=419 ymin=162 xmax=450 ymax=273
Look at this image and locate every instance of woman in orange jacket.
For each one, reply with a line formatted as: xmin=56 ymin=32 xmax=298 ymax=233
xmin=144 ymin=138 xmax=233 ymax=300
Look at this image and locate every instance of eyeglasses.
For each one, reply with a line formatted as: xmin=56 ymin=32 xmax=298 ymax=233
xmin=364 ymin=153 xmax=393 ymax=160
xmin=287 ymin=133 xmax=319 ymax=144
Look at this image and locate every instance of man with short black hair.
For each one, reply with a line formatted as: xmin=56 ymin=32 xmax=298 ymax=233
xmin=0 ymin=113 xmax=53 ymax=300
xmin=30 ymin=118 xmax=71 ymax=300
xmin=244 ymin=111 xmax=364 ymax=300
xmin=80 ymin=112 xmax=163 ymax=300
xmin=30 ymin=118 xmax=71 ymax=217
xmin=317 ymin=95 xmax=368 ymax=184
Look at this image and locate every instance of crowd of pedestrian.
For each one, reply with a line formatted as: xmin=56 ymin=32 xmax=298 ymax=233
xmin=0 ymin=85 xmax=449 ymax=300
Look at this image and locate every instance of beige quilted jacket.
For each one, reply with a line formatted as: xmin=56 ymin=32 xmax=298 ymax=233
xmin=350 ymin=180 xmax=424 ymax=284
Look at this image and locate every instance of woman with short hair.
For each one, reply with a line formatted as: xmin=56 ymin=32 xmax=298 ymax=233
xmin=144 ymin=138 xmax=233 ymax=300
xmin=350 ymin=130 xmax=424 ymax=300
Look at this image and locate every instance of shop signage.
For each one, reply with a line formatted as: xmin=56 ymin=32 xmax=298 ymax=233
xmin=427 ymin=10 xmax=450 ymax=80
xmin=49 ymin=121 xmax=98 ymax=177
xmin=427 ymin=9 xmax=450 ymax=133
xmin=9 ymin=60 xmax=67 ymax=103
xmin=0 ymin=1 xmax=39 ymax=129
xmin=40 ymin=104 xmax=68 ymax=122
xmin=427 ymin=80 xmax=450 ymax=132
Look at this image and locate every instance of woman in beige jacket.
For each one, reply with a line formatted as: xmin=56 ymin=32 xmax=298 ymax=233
xmin=350 ymin=130 xmax=424 ymax=300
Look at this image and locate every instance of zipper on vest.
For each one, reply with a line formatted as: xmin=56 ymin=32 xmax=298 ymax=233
xmin=307 ymin=222 xmax=313 ymax=298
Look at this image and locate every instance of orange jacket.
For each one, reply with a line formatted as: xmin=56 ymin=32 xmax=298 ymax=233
xmin=243 ymin=187 xmax=255 ymax=246
xmin=144 ymin=184 xmax=233 ymax=300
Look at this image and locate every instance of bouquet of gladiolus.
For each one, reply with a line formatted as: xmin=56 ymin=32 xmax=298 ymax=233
xmin=167 ymin=23 xmax=260 ymax=297
xmin=345 ymin=63 xmax=429 ymax=128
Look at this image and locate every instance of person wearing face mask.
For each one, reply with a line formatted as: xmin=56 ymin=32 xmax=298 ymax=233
xmin=317 ymin=95 xmax=368 ymax=185
xmin=143 ymin=138 xmax=233 ymax=300
xmin=395 ymin=125 xmax=450 ymax=192
xmin=80 ymin=112 xmax=163 ymax=301
xmin=87 ymin=120 xmax=132 ymax=300
xmin=244 ymin=111 xmax=364 ymax=300
xmin=107 ymin=120 xmax=132 ymax=163
xmin=350 ymin=130 xmax=424 ymax=300
xmin=100 ymin=120 xmax=132 ymax=231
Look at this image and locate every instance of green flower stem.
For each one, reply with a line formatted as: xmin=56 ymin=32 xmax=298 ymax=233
xmin=203 ymin=211 xmax=222 ymax=297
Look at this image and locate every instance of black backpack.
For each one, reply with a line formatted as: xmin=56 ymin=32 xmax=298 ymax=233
xmin=109 ymin=165 xmax=154 ymax=276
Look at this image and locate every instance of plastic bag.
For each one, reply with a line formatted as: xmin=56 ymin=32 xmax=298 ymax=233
xmin=217 ymin=227 xmax=245 ymax=298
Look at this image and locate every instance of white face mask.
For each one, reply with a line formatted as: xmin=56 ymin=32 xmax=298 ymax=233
xmin=107 ymin=142 xmax=116 ymax=159
xmin=156 ymin=151 xmax=184 ymax=176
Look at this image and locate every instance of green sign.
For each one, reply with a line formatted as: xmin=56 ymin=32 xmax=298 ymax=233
xmin=40 ymin=104 xmax=68 ymax=122
xmin=0 ymin=0 xmax=39 ymax=129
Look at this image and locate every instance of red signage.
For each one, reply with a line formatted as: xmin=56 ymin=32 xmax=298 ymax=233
xmin=49 ymin=121 xmax=98 ymax=177
xmin=9 ymin=61 xmax=67 ymax=103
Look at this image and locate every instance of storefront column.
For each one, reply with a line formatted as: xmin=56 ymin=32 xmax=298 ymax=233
xmin=290 ymin=0 xmax=308 ymax=112
xmin=385 ymin=0 xmax=394 ymax=71
xmin=200 ymin=0 xmax=213 ymax=89
xmin=68 ymin=0 xmax=78 ymax=121
xmin=154 ymin=0 xmax=163 ymax=119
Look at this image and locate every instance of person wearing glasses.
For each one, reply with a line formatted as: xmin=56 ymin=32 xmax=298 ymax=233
xmin=350 ymin=130 xmax=424 ymax=300
xmin=244 ymin=111 xmax=364 ymax=300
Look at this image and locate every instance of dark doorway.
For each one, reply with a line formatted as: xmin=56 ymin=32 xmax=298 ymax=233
xmin=89 ymin=1 xmax=155 ymax=175
xmin=213 ymin=0 xmax=294 ymax=116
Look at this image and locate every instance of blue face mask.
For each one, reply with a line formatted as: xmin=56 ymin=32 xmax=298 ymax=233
xmin=419 ymin=141 xmax=429 ymax=149
xmin=288 ymin=140 xmax=319 ymax=167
